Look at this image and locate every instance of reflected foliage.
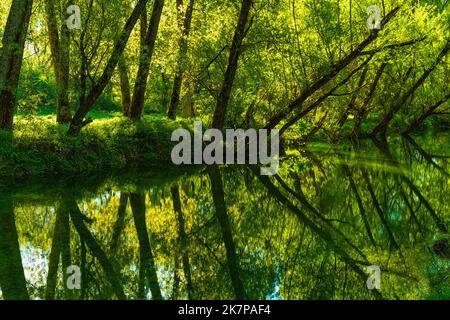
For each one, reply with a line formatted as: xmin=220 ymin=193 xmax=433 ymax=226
xmin=0 ymin=134 xmax=449 ymax=300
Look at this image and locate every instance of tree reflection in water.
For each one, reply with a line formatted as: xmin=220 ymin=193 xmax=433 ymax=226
xmin=0 ymin=135 xmax=449 ymax=300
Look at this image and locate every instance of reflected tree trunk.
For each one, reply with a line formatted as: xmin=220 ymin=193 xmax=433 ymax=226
xmin=171 ymin=255 xmax=180 ymax=300
xmin=129 ymin=193 xmax=162 ymax=300
xmin=45 ymin=204 xmax=72 ymax=300
xmin=403 ymin=135 xmax=450 ymax=178
xmin=343 ymin=165 xmax=377 ymax=247
xmin=397 ymin=182 xmax=425 ymax=234
xmin=80 ymin=241 xmax=87 ymax=299
xmin=59 ymin=205 xmax=72 ymax=299
xmin=274 ymin=173 xmax=368 ymax=260
xmin=110 ymin=193 xmax=129 ymax=252
xmin=251 ymin=167 xmax=383 ymax=300
xmin=208 ymin=166 xmax=246 ymax=299
xmin=372 ymin=136 xmax=448 ymax=234
xmin=361 ymin=169 xmax=399 ymax=250
xmin=0 ymin=197 xmax=29 ymax=300
xmin=45 ymin=207 xmax=63 ymax=300
xmin=401 ymin=177 xmax=447 ymax=233
xmin=171 ymin=185 xmax=194 ymax=299
xmin=45 ymin=214 xmax=62 ymax=300
xmin=44 ymin=199 xmax=73 ymax=300
xmin=67 ymin=198 xmax=126 ymax=299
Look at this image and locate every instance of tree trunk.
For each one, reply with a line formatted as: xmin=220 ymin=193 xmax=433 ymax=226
xmin=0 ymin=0 xmax=33 ymax=130
xmin=212 ymin=0 xmax=253 ymax=131
xmin=167 ymin=0 xmax=195 ymax=120
xmin=403 ymin=92 xmax=450 ymax=134
xmin=118 ymin=58 xmax=132 ymax=117
xmin=129 ymin=0 xmax=165 ymax=120
xmin=371 ymin=41 xmax=450 ymax=137
xmin=45 ymin=0 xmax=71 ymax=124
xmin=264 ymin=7 xmax=401 ymax=131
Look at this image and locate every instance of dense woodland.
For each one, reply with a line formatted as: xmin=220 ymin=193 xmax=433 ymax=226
xmin=0 ymin=0 xmax=449 ymax=301
xmin=0 ymin=0 xmax=449 ymax=141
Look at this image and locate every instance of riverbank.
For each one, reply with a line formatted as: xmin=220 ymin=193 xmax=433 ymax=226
xmin=0 ymin=115 xmax=191 ymax=180
xmin=2 ymin=113 xmax=449 ymax=181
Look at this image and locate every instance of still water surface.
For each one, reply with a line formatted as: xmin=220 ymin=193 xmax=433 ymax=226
xmin=0 ymin=134 xmax=449 ymax=300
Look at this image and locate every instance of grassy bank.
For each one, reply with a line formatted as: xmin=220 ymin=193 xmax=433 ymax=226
xmin=0 ymin=115 xmax=191 ymax=180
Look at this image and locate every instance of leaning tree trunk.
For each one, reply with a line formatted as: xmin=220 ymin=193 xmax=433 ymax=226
xmin=212 ymin=0 xmax=253 ymax=131
xmin=402 ymin=91 xmax=450 ymax=134
xmin=129 ymin=0 xmax=165 ymax=120
xmin=167 ymin=0 xmax=195 ymax=120
xmin=371 ymin=41 xmax=450 ymax=137
xmin=0 ymin=0 xmax=33 ymax=130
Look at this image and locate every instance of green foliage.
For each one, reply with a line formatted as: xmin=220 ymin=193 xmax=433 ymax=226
xmin=16 ymin=63 xmax=58 ymax=115
xmin=1 ymin=0 xmax=450 ymax=302
xmin=425 ymin=258 xmax=450 ymax=299
xmin=0 ymin=116 xmax=192 ymax=180
xmin=2 ymin=0 xmax=448 ymax=137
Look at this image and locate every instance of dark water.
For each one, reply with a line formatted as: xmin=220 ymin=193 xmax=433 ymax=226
xmin=0 ymin=134 xmax=449 ymax=300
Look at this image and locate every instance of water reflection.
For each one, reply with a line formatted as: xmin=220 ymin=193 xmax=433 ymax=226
xmin=0 ymin=135 xmax=449 ymax=300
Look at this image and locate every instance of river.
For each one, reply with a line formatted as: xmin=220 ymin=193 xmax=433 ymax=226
xmin=0 ymin=133 xmax=448 ymax=300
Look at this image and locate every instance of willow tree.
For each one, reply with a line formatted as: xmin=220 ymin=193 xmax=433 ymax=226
xmin=0 ymin=0 xmax=33 ymax=130
xmin=68 ymin=0 xmax=149 ymax=136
